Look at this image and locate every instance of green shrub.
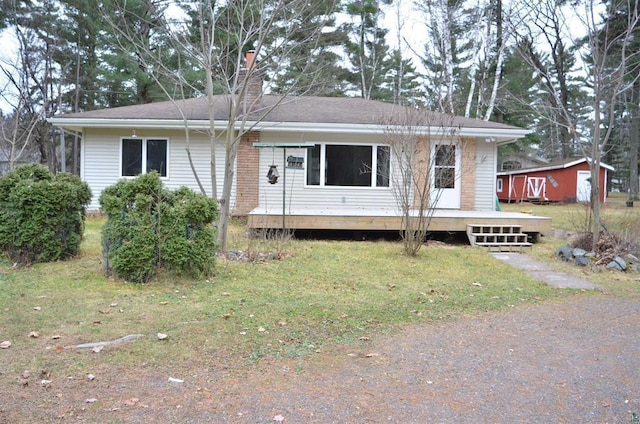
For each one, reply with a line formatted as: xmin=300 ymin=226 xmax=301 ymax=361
xmin=100 ymin=172 xmax=218 ymax=283
xmin=0 ymin=164 xmax=92 ymax=264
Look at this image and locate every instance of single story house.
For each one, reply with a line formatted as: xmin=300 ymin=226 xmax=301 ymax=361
xmin=496 ymin=157 xmax=614 ymax=203
xmin=49 ymin=67 xmax=551 ymax=243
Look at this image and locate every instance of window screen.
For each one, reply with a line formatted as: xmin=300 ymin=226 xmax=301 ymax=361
xmin=122 ymin=138 xmax=142 ymax=176
xmin=325 ymin=145 xmax=372 ymax=186
xmin=146 ymin=139 xmax=167 ymax=176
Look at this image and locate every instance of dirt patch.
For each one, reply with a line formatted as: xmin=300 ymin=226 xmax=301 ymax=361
xmin=1 ymin=295 xmax=639 ymax=423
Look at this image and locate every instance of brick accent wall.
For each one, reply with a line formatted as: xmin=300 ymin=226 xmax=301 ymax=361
xmin=234 ymin=131 xmax=260 ymax=215
xmin=460 ymin=137 xmax=476 ymax=211
xmin=412 ymin=136 xmax=430 ymax=209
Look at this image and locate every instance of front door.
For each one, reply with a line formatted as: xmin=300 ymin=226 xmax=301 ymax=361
xmin=430 ymin=142 xmax=461 ymax=209
xmin=577 ymin=170 xmax=591 ymax=202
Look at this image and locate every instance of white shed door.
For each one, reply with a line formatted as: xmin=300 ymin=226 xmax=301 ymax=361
xmin=577 ymin=170 xmax=591 ymax=202
xmin=527 ymin=177 xmax=546 ymax=199
xmin=430 ymin=142 xmax=461 ymax=209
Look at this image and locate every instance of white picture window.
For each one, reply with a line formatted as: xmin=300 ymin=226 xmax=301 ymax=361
xmin=306 ymin=143 xmax=390 ymax=188
xmin=121 ymin=138 xmax=168 ymax=177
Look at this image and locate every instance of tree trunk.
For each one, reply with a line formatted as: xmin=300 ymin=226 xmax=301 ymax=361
xmin=591 ymin=98 xmax=602 ymax=250
xmin=216 ymin=127 xmax=239 ymax=252
xmin=630 ymin=79 xmax=640 ymax=200
xmin=438 ymin=0 xmax=455 ymax=114
xmin=483 ymin=0 xmax=503 ymax=121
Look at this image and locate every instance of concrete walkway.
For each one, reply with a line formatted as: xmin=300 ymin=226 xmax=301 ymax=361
xmin=492 ymin=252 xmax=603 ymax=290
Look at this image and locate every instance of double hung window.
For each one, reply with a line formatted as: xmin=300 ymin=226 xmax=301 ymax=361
xmin=434 ymin=144 xmax=456 ymax=189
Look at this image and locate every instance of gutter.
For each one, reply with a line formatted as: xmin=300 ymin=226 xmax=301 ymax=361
xmin=48 ymin=117 xmax=531 ymax=142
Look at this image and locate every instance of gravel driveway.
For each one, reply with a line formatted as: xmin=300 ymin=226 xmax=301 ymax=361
xmin=220 ymin=295 xmax=639 ymax=423
xmin=3 ymin=295 xmax=638 ymax=423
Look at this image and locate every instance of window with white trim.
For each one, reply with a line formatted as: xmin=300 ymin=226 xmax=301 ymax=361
xmin=121 ymin=138 xmax=168 ymax=177
xmin=434 ymin=144 xmax=456 ymax=189
xmin=496 ymin=178 xmax=503 ymax=192
xmin=306 ymin=144 xmax=390 ymax=187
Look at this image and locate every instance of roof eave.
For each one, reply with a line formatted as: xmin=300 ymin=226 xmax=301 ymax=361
xmin=48 ymin=117 xmax=531 ymax=140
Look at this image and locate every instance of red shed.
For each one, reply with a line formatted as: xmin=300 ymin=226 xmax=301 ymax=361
xmin=496 ymin=158 xmax=614 ymax=203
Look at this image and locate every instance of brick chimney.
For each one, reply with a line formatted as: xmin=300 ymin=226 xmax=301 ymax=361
xmin=238 ymin=50 xmax=263 ymax=116
xmin=233 ymin=51 xmax=263 ymax=216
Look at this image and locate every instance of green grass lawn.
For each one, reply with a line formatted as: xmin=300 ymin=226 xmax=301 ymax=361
xmin=1 ymin=196 xmax=639 ymax=378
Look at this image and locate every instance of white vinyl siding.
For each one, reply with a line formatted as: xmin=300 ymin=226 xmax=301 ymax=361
xmin=474 ymin=140 xmax=497 ymax=210
xmin=255 ymin=132 xmax=396 ymax=214
xmin=82 ymin=128 xmax=234 ymax=211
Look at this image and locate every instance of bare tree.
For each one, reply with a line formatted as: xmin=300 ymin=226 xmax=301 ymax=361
xmin=514 ymin=0 xmax=579 ymax=160
xmin=1 ymin=8 xmax=62 ymax=173
xmin=416 ymin=0 xmax=458 ymax=114
xmin=381 ymin=110 xmax=466 ymax=256
xmin=515 ymin=0 xmax=639 ymax=248
xmin=103 ymin=0 xmax=337 ymax=251
xmin=0 ymin=110 xmax=39 ymax=172
xmin=578 ymin=0 xmax=640 ymax=248
xmin=416 ymin=0 xmax=515 ymax=120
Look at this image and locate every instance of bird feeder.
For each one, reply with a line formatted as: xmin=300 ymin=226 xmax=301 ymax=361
xmin=266 ymin=165 xmax=279 ymax=184
xmin=253 ymin=141 xmax=316 ymax=232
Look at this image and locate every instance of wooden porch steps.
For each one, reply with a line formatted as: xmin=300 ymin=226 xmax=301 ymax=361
xmin=466 ymin=224 xmax=532 ymax=252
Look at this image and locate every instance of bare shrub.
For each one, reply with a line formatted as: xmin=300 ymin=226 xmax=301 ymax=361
xmin=572 ymin=228 xmax=640 ymax=266
xmin=224 ymin=228 xmax=293 ymax=262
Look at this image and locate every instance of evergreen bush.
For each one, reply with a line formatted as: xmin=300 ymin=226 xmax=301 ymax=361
xmin=100 ymin=172 xmax=218 ymax=283
xmin=0 ymin=164 xmax=92 ymax=264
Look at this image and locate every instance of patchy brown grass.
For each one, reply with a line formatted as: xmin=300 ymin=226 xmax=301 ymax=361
xmin=1 ymin=205 xmax=638 ymax=422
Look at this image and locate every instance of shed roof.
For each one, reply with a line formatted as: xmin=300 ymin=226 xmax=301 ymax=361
xmin=497 ymin=157 xmax=614 ymax=176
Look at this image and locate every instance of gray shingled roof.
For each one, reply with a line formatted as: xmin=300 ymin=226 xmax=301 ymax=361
xmin=55 ymin=95 xmax=523 ymax=131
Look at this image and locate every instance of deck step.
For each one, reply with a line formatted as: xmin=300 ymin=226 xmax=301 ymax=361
xmin=466 ymin=224 xmax=532 ymax=252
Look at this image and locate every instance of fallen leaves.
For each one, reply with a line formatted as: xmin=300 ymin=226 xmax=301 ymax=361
xmin=0 ymin=340 xmax=11 ymax=349
xmin=157 ymin=333 xmax=168 ymax=340
xmin=17 ymin=370 xmax=30 ymax=386
xmin=123 ymin=397 xmax=139 ymax=406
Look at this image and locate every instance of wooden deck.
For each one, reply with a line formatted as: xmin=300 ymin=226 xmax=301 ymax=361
xmin=247 ymin=208 xmax=552 ymax=237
